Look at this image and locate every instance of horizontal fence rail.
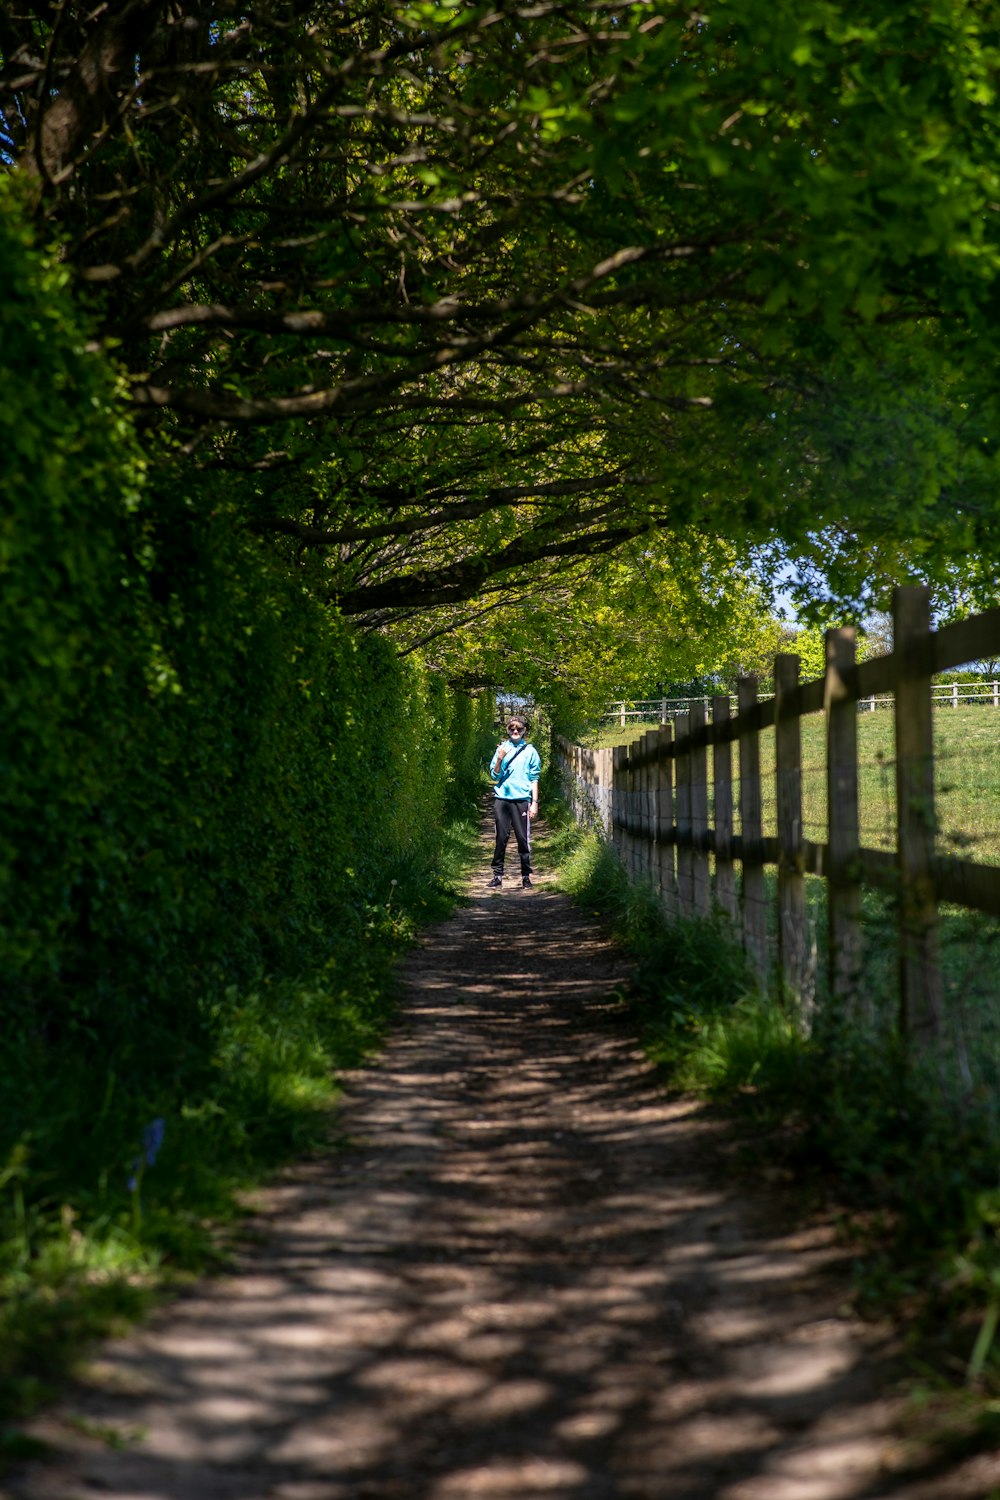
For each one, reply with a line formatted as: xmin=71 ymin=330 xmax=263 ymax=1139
xmin=562 ymin=588 xmax=1000 ymax=1042
xmin=602 ymin=679 xmax=1000 ymax=725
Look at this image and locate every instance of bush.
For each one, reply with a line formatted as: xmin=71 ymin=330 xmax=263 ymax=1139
xmin=0 ymin=179 xmax=495 ymax=1419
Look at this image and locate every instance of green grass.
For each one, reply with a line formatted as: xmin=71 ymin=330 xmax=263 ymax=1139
xmin=586 ymin=718 xmax=665 ymax=750
xmin=587 ymin=705 xmax=1000 ymax=864
xmin=554 ymin=808 xmax=1000 ymax=1408
xmin=0 ymin=814 xmax=483 ymax=1439
xmin=577 ymin=706 xmax=1000 ymax=1078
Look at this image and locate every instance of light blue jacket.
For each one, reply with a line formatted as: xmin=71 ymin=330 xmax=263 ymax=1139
xmin=491 ymin=740 xmax=541 ymax=800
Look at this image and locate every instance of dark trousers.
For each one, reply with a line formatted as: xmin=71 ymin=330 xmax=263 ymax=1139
xmin=492 ymin=797 xmax=532 ymax=877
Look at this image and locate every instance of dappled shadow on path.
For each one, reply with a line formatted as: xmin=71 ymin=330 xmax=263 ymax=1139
xmin=9 ymin=883 xmax=1000 ymax=1499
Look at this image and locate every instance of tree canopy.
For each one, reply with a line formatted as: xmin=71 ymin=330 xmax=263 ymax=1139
xmin=3 ymin=1 xmax=999 ymax=662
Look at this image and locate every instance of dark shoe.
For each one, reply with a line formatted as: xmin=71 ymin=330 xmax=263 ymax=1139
xmin=522 ymin=876 xmax=533 ymax=888
xmin=487 ymin=874 xmax=502 ymax=888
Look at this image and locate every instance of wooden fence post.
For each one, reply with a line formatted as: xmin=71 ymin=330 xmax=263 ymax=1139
xmin=590 ymin=744 xmax=599 ymax=829
xmin=643 ymin=729 xmax=658 ymax=886
xmin=619 ymin=744 xmax=629 ymax=873
xmin=582 ymin=744 xmax=589 ymax=823
xmin=634 ymin=737 xmax=644 ymax=881
xmin=639 ymin=730 xmax=651 ymax=883
xmin=636 ymin=738 xmax=646 ymax=880
xmin=689 ymin=701 xmax=711 ymax=915
xmin=596 ymin=746 xmax=604 ymax=833
xmin=656 ymin=723 xmax=675 ymax=917
xmin=775 ymin=652 xmax=810 ymax=1009
xmin=675 ymin=712 xmax=692 ymax=916
xmin=825 ymin=627 xmax=863 ymax=1015
xmin=612 ymin=745 xmax=625 ymax=864
xmin=622 ymin=744 xmax=633 ymax=878
xmin=894 ymin=585 xmax=943 ymax=1043
xmin=627 ymin=740 xmax=639 ymax=881
xmin=637 ymin=737 xmax=646 ymax=880
xmin=639 ymin=735 xmax=649 ymax=881
xmin=737 ymin=677 xmax=768 ymax=981
xmin=713 ymin=695 xmax=737 ymax=921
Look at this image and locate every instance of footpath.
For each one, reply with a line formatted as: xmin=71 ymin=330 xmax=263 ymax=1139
xmin=5 ymin=833 xmax=999 ymax=1500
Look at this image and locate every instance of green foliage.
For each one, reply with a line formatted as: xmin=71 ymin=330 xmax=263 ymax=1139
xmin=556 ymin=822 xmax=826 ymax=1112
xmin=406 ymin=535 xmax=787 ymax=718
xmin=8 ymin=2 xmax=1000 ymax=630
xmin=0 ymin=175 xmax=148 ymax=1001
xmin=556 ymin=816 xmax=1000 ymax=1391
xmin=557 ymin=830 xmax=761 ymax=1069
xmin=0 ymin=185 xmax=494 ymax=1422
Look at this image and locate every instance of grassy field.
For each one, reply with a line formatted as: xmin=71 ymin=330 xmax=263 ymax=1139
xmin=578 ymin=706 xmax=1000 ymax=1088
xmin=585 ymin=704 xmax=1000 ymax=865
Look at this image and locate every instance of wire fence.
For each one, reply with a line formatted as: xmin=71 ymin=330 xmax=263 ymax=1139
xmin=559 ymin=587 xmax=1000 ymax=1078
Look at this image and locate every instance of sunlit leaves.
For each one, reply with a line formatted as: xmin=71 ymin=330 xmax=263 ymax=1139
xmin=4 ymin=0 xmax=1000 ymax=633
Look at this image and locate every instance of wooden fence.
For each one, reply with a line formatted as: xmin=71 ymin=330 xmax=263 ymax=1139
xmin=558 ymin=587 xmax=1000 ymax=1038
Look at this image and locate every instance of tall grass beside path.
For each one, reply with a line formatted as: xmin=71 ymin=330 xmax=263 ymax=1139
xmin=552 ymin=813 xmax=1000 ymax=1415
xmin=0 ymin=813 xmax=487 ymax=1455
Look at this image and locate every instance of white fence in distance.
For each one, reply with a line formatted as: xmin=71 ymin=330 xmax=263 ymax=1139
xmin=603 ymin=679 xmax=1000 ymax=727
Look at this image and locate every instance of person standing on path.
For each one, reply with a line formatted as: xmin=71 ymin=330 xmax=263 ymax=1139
xmin=488 ymin=714 xmax=541 ymax=889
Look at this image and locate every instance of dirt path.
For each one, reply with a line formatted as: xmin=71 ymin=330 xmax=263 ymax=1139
xmin=6 ymin=847 xmax=1000 ymax=1499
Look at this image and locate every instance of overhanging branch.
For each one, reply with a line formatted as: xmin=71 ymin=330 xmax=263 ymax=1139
xmin=334 ymin=519 xmax=653 ymax=614
xmin=256 ymin=471 xmax=631 ymax=546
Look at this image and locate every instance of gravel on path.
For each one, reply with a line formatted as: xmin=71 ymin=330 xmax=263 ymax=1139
xmin=7 ymin=852 xmax=1000 ymax=1500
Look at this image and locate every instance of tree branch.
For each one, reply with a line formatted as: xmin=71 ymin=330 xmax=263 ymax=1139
xmin=28 ymin=0 xmax=168 ymax=184
xmin=334 ymin=519 xmax=652 ymax=614
xmin=256 ymin=472 xmax=629 ymax=546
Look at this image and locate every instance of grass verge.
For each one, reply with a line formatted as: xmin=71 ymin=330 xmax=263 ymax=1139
xmin=0 ymin=814 xmax=482 ymax=1451
xmin=553 ymin=814 xmax=1000 ymax=1432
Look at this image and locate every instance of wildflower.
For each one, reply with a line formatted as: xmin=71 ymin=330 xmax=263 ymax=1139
xmin=142 ymin=1117 xmax=165 ymax=1166
xmin=127 ymin=1117 xmax=165 ymax=1192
